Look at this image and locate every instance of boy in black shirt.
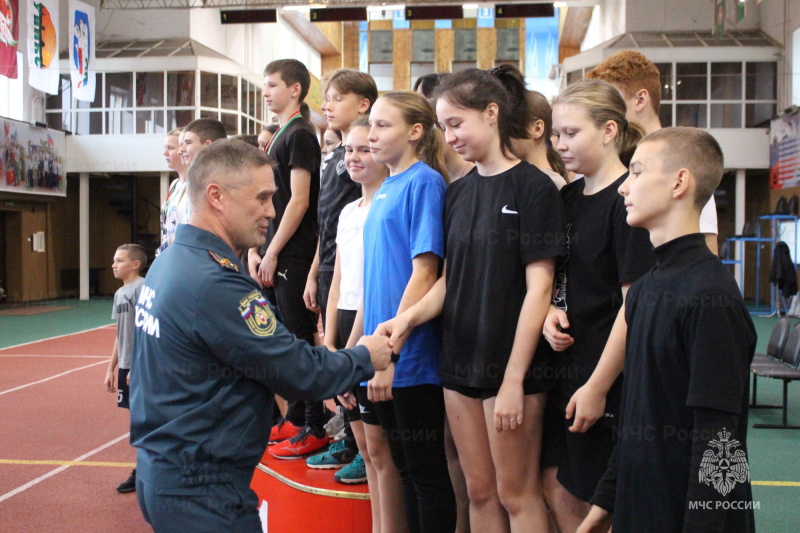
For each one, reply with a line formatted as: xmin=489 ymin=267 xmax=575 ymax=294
xmin=579 ymin=127 xmax=756 ymax=533
xmin=248 ymin=59 xmax=325 ymax=458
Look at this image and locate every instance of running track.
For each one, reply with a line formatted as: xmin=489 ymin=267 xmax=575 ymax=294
xmin=0 ymin=326 xmax=149 ymax=532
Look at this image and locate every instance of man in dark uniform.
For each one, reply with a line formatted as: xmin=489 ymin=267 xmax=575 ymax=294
xmin=130 ymin=139 xmax=392 ymax=533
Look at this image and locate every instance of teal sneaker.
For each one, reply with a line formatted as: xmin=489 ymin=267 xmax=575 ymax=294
xmin=334 ymin=452 xmax=367 ymax=484
xmin=306 ymin=439 xmax=356 ymax=469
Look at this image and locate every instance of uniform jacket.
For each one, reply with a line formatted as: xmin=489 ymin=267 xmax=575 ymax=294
xmin=130 ymin=224 xmax=374 ymax=488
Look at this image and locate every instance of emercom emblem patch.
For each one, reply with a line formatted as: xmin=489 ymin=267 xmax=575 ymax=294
xmin=239 ymin=292 xmax=276 ymax=337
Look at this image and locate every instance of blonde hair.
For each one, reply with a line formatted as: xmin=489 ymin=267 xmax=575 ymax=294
xmin=378 ymin=91 xmax=448 ymax=181
xmin=553 ymin=79 xmax=645 ymax=167
xmin=641 ymin=127 xmax=724 ymax=209
xmin=167 ymin=128 xmax=182 ymax=137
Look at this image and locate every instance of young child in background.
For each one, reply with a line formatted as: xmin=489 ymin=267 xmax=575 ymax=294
xmin=511 ymin=90 xmax=568 ymax=189
xmin=104 ymin=244 xmax=147 ymax=493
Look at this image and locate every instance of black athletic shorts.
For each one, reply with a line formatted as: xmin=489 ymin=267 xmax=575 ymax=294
xmin=442 ymin=380 xmax=547 ymax=400
xmin=117 ymin=368 xmax=130 ymax=410
xmin=355 ymin=385 xmax=380 ymax=426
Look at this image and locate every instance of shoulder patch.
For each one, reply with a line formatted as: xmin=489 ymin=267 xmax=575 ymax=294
xmin=239 ymin=291 xmax=277 ymax=337
xmin=209 ymin=250 xmax=239 ymax=272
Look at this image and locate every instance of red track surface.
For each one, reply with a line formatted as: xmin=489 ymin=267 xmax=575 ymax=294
xmin=0 ymin=326 xmax=149 ymax=532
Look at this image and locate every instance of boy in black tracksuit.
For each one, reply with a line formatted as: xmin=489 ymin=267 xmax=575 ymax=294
xmin=578 ymin=127 xmax=756 ymax=533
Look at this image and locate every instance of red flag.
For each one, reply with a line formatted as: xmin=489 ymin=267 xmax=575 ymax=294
xmin=0 ymin=0 xmax=19 ymax=79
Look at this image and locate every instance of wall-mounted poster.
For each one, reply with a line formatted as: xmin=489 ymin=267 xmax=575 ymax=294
xmin=770 ymin=110 xmax=800 ymax=190
xmin=0 ymin=117 xmax=66 ymax=196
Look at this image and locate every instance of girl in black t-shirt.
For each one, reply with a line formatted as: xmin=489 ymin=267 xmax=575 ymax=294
xmin=542 ymin=78 xmax=652 ymax=531
xmin=377 ymin=66 xmax=566 ymax=533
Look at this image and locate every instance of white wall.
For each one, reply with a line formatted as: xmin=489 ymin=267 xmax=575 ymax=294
xmin=625 ymin=0 xmax=759 ymax=34
xmin=583 ymin=0 xmax=626 ymax=51
xmin=66 ymin=134 xmax=168 ymax=173
xmin=759 ymin=0 xmax=800 ymax=109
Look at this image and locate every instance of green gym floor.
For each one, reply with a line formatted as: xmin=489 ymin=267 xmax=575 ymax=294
xmin=0 ymin=298 xmax=798 ymax=531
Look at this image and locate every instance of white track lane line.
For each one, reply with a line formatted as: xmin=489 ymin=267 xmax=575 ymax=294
xmin=0 ymin=324 xmax=115 ymax=353
xmin=0 ymin=361 xmax=109 ymax=396
xmin=0 ymin=433 xmax=130 ymax=503
xmin=0 ymin=354 xmax=108 ymax=359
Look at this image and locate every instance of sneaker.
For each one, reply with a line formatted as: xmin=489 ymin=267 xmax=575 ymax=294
xmin=334 ymin=453 xmax=367 ymax=484
xmin=116 ymin=469 xmax=136 ymax=493
xmin=306 ymin=439 xmax=357 ymax=469
xmin=324 ymin=411 xmax=344 ymax=439
xmin=270 ymin=425 xmax=329 ymax=460
xmin=269 ymin=417 xmax=302 ymax=444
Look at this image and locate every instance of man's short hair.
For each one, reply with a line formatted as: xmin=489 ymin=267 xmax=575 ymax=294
xmin=323 ymin=69 xmax=379 ymax=111
xmin=188 ymin=138 xmax=276 ymax=206
xmin=117 ymin=244 xmax=148 ymax=269
xmin=587 ymin=50 xmax=662 ymax=114
xmin=641 ymin=127 xmax=724 ymax=209
xmin=184 ymin=119 xmax=227 ymax=143
xmin=264 ymin=59 xmax=311 ymax=103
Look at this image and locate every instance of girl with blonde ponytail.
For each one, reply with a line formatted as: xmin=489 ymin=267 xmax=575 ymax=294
xmin=345 ymin=91 xmax=456 ymax=532
xmin=540 ymin=78 xmax=656 ymax=531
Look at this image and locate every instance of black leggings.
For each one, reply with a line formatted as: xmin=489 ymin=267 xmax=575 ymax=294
xmin=372 ymin=384 xmax=456 ymax=533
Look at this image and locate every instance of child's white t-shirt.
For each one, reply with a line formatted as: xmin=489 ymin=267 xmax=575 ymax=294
xmin=335 ymin=198 xmax=370 ymax=311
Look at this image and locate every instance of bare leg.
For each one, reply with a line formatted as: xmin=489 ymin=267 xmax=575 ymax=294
xmin=444 ymin=419 xmax=471 ymax=533
xmin=352 ymin=420 xmax=381 ymax=533
xmin=445 ymin=389 xmax=509 ymax=532
xmin=364 ymin=422 xmax=407 ymax=533
xmin=275 ymin=395 xmax=288 ymax=417
xmin=484 ymin=393 xmax=549 ymax=533
xmin=541 ymin=466 xmax=590 ymax=533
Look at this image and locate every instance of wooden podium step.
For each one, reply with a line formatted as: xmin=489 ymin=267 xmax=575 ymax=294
xmin=251 ymin=447 xmax=372 ymax=532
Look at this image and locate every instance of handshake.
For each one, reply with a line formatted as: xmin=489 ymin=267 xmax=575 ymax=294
xmin=356 ymin=334 xmax=396 ymax=372
xmin=355 ymin=315 xmax=411 ymax=372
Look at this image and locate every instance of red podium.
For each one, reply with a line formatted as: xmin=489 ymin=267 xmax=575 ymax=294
xmin=251 ymin=448 xmax=372 ymax=532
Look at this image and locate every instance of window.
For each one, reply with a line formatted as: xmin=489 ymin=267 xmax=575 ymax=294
xmin=676 ymin=63 xmax=707 ymax=100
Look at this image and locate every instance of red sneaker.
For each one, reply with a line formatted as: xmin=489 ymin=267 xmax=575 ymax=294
xmin=268 ymin=418 xmax=302 ymax=444
xmin=270 ymin=426 xmax=329 ymax=460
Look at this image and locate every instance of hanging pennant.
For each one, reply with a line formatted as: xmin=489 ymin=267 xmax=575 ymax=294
xmin=27 ymin=0 xmax=59 ymax=94
xmin=0 ymin=0 xmax=19 ymax=79
xmin=69 ymin=0 xmax=95 ymax=102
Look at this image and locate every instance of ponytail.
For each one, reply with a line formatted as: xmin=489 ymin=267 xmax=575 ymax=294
xmin=378 ymin=91 xmax=448 ymax=182
xmin=546 ymin=144 xmax=568 ymax=179
xmin=617 ymin=119 xmax=646 ymax=168
xmin=434 ymin=66 xmax=530 ymax=159
xmin=300 ymin=102 xmax=311 ymax=121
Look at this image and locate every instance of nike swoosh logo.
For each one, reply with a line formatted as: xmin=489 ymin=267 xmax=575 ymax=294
xmin=501 ymin=205 xmax=518 ymax=215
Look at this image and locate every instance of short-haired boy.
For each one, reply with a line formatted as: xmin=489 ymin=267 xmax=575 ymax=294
xmin=104 ymin=244 xmax=147 ymax=493
xmin=250 ymin=59 xmax=326 ymax=458
xmin=587 ymin=50 xmax=719 ymax=254
xmin=178 ymin=118 xmax=227 ymax=168
xmin=578 ymin=127 xmax=756 ymax=533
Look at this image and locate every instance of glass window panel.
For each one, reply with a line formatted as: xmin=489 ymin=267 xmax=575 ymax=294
xmin=253 ymin=86 xmax=262 ymax=120
xmin=454 ymin=29 xmax=477 ymax=62
xmin=412 ymin=30 xmax=435 ymax=63
xmin=745 ymin=62 xmax=777 ymax=100
xmin=658 ymin=104 xmax=673 ymax=127
xmin=167 ymin=109 xmax=194 ymax=130
xmin=655 ymin=63 xmax=672 ymax=101
xmin=221 ymin=75 xmax=238 ymax=111
xmin=107 ymin=109 xmax=134 ymax=134
xmin=201 ymin=72 xmax=219 ymax=108
xmin=105 ymin=73 xmax=133 ymax=108
xmin=136 ymin=110 xmax=165 ymax=134
xmin=745 ymin=103 xmax=775 ymax=128
xmin=241 ymin=81 xmax=249 ymax=117
xmin=675 ymin=104 xmax=707 ymax=128
xmin=675 ymin=63 xmax=707 ymax=101
xmin=566 ymin=70 xmax=582 ymax=85
xmin=240 ymin=115 xmax=249 ymax=135
xmin=136 ymin=72 xmax=164 ymax=107
xmin=167 ymin=71 xmax=195 ymax=107
xmin=710 ymin=103 xmax=742 ymax=128
xmin=200 ymin=109 xmax=218 ymax=120
xmin=710 ymin=63 xmax=742 ymax=100
xmin=74 ymin=111 xmax=103 ymax=135
xmin=45 ymin=112 xmax=70 ymax=131
xmin=221 ymin=112 xmax=237 ymax=135
xmin=370 ymin=31 xmax=393 ymax=63
xmin=77 ymin=74 xmax=103 ymax=109
xmin=46 ymin=75 xmax=72 ymax=110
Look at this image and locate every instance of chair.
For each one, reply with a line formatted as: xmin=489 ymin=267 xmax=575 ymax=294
xmin=752 ymin=323 xmax=800 ymax=429
xmin=750 ymin=317 xmax=791 ymax=409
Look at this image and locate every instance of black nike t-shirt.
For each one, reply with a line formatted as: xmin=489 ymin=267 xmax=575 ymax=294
xmin=441 ymin=161 xmax=566 ymax=389
xmin=265 ymin=117 xmax=321 ymax=259
xmin=552 ymin=173 xmax=655 ymax=414
xmin=318 ymin=145 xmax=361 ymax=272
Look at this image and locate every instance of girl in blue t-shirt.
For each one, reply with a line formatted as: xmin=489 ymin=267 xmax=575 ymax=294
xmin=345 ymin=91 xmax=456 ymax=532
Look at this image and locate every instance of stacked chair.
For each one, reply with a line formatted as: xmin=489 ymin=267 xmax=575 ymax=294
xmin=750 ymin=317 xmax=800 ymax=429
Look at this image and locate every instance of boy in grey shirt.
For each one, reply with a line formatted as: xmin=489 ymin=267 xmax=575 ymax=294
xmin=104 ymin=244 xmax=147 ymax=493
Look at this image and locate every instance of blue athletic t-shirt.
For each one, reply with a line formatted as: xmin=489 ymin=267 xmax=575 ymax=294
xmin=362 ymin=161 xmax=446 ymax=388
